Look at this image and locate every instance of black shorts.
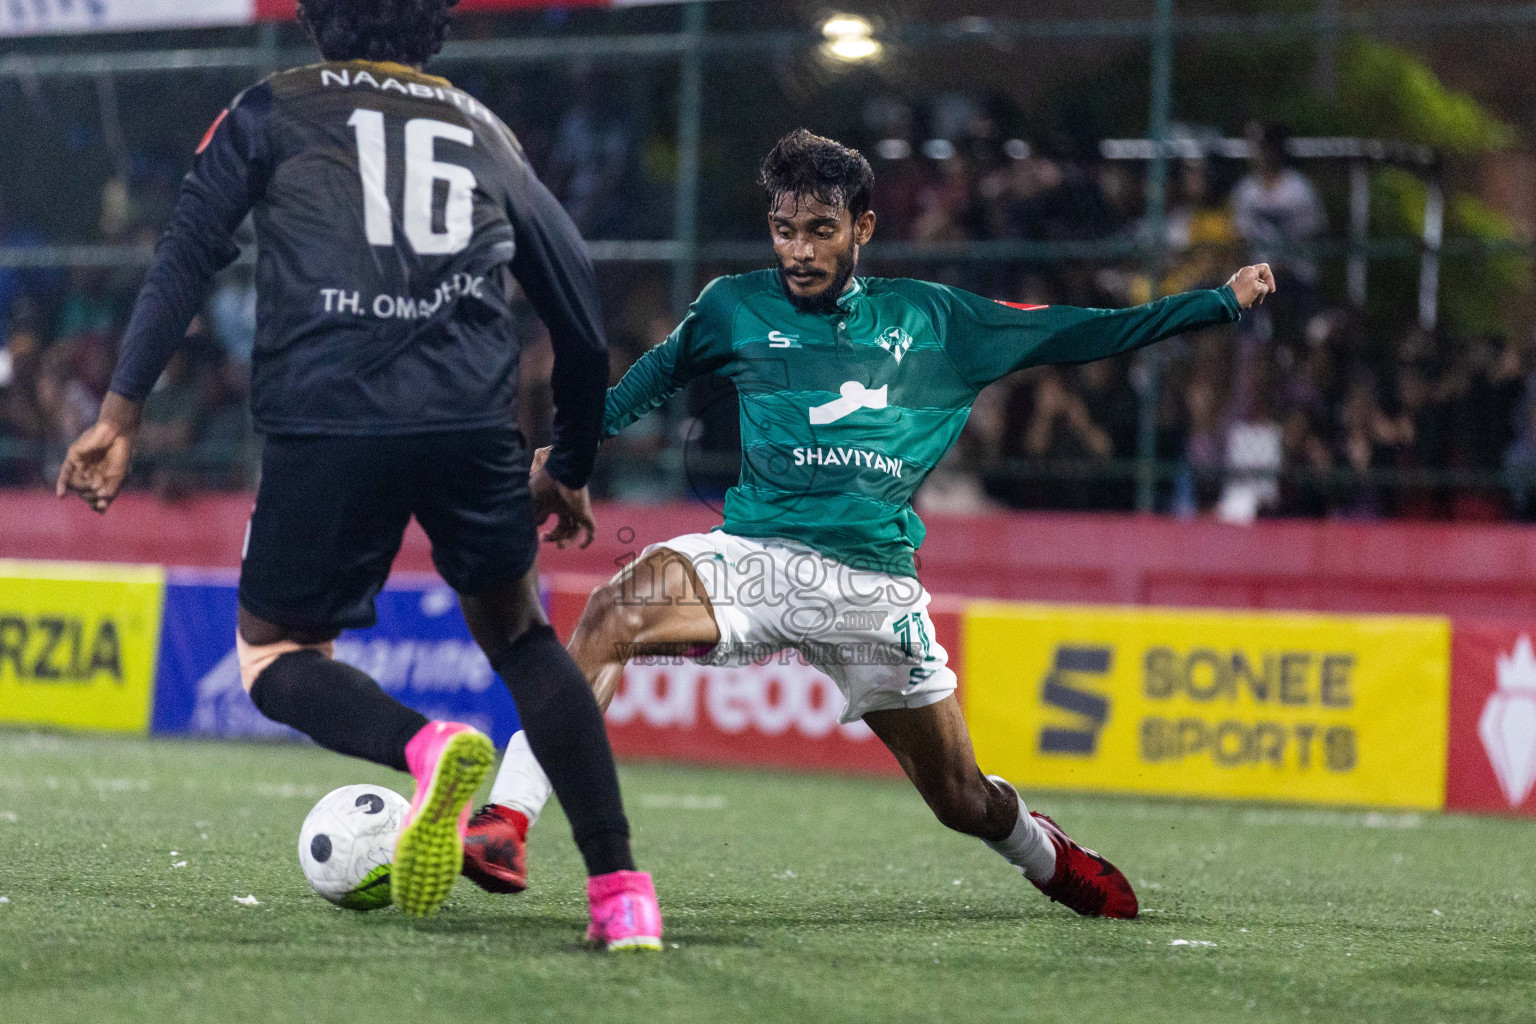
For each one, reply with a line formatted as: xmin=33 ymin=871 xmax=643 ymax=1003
xmin=238 ymin=427 xmax=538 ymax=631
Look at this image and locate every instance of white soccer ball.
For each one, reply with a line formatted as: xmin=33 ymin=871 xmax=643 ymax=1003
xmin=298 ymin=784 xmax=410 ymax=911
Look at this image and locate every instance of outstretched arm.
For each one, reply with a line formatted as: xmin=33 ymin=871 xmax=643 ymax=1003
xmin=940 ymin=264 xmax=1273 ymax=390
xmin=58 ymin=90 xmax=269 ymax=512
xmin=603 ymin=276 xmax=737 ymax=438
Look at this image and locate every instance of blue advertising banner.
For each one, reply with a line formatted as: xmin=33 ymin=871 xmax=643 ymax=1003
xmin=153 ymin=571 xmax=524 ymax=746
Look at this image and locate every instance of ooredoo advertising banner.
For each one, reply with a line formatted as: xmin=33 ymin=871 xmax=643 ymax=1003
xmin=603 ymin=657 xmax=898 ymax=773
xmin=545 ymin=578 xmax=928 ymax=775
xmin=1446 ymin=623 xmax=1536 ymax=814
xmin=964 ymin=603 xmax=1452 ymax=809
xmin=0 ymin=560 xmax=165 ymax=733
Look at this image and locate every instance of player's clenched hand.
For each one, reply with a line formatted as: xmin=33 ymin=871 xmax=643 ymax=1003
xmin=530 ymin=455 xmax=596 ymax=550
xmin=1226 ymin=263 xmax=1277 ymax=310
xmin=56 ymin=393 xmax=141 ymax=514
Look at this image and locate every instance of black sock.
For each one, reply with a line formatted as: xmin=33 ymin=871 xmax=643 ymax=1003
xmin=249 ymin=650 xmax=428 ymax=772
xmin=489 ymin=624 xmax=635 ymax=876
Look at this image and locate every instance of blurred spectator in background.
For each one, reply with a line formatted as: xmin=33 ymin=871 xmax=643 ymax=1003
xmin=136 ymin=348 xmax=199 ymax=486
xmin=1332 ymin=376 xmax=1393 ymax=519
xmin=0 ymin=298 xmax=45 ymax=485
xmin=1276 ymin=408 xmax=1333 ymax=517
xmin=545 ymin=68 xmax=642 ymax=238
xmin=1077 ymin=358 xmax=1138 ymax=509
xmin=989 ymin=144 xmax=1118 ymax=245
xmin=1232 ymin=122 xmax=1325 ymax=337
xmin=1009 ymin=365 xmax=1113 ymax=510
xmin=862 ymin=95 xmax=924 ymax=239
xmin=53 ymin=267 xmax=119 ymax=357
xmin=0 ymin=191 xmax=36 ymax=336
xmin=133 ymin=317 xmax=250 ymax=496
xmin=1217 ymin=379 xmax=1283 ymax=524
xmin=1506 ymin=401 xmax=1536 ymax=521
xmin=1170 ymin=332 xmax=1228 ymax=517
xmin=208 ymin=261 xmax=257 ymax=367
xmin=515 ymin=318 xmax=555 ymax=452
xmin=920 ymin=380 xmax=1006 ymax=515
xmin=1162 ymin=159 xmax=1240 ymax=295
xmin=910 ymin=154 xmax=973 ymax=243
xmin=1442 ymin=335 xmax=1523 ymax=520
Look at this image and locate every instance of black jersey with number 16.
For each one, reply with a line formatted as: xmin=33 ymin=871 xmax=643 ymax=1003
xmin=109 ymin=60 xmax=608 ymax=487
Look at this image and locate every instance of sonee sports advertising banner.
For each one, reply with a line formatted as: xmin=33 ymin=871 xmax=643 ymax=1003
xmin=963 ymin=603 xmax=1452 ymax=810
xmin=0 ymin=560 xmax=165 ymax=733
xmin=1 ymin=0 xmax=714 ymax=39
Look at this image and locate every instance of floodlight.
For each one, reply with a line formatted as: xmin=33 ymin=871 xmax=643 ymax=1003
xmin=821 ymin=14 xmax=873 ymax=40
xmin=827 ymin=36 xmax=882 ymax=61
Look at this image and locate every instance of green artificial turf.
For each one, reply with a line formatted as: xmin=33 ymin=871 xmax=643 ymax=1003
xmin=1 ymin=728 xmax=1534 ymax=1023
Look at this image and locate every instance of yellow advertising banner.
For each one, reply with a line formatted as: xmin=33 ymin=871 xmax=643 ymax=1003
xmin=964 ymin=603 xmax=1451 ymax=809
xmin=0 ymin=560 xmax=165 ymax=733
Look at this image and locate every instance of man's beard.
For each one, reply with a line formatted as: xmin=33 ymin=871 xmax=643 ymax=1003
xmin=777 ymin=247 xmax=857 ymax=315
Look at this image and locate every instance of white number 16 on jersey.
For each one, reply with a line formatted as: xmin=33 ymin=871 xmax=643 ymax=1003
xmin=348 ymin=108 xmax=477 ymax=256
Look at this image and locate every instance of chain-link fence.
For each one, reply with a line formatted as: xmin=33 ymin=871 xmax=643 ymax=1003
xmin=2 ymin=2 xmax=1534 ymax=520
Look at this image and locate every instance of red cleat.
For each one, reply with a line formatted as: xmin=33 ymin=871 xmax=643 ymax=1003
xmin=461 ymin=804 xmax=529 ymax=894
xmin=1029 ymin=813 xmax=1139 ymax=919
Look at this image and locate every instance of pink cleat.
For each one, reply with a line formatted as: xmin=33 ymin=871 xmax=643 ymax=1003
xmin=586 ymin=870 xmax=663 ymax=952
xmin=391 ymin=721 xmax=494 ymax=918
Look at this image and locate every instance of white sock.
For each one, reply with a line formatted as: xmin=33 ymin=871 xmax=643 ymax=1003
xmin=982 ymin=775 xmax=1056 ymax=882
xmin=488 ymin=730 xmax=553 ymax=826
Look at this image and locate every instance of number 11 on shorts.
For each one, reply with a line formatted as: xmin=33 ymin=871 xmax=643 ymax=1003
xmin=893 ymin=613 xmax=935 ymax=661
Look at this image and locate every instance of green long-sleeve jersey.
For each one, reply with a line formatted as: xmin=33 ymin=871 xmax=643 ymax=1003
xmin=606 ymin=269 xmax=1241 ymax=576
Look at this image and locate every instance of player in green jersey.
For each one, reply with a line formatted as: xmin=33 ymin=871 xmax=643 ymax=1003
xmin=468 ymin=129 xmax=1276 ymax=917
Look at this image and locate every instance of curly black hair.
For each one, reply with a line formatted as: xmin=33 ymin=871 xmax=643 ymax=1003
xmin=298 ymin=0 xmax=459 ymax=66
xmin=759 ymin=128 xmax=875 ymax=218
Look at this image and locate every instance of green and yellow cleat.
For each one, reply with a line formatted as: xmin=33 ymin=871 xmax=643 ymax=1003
xmin=393 ymin=722 xmax=495 ymax=918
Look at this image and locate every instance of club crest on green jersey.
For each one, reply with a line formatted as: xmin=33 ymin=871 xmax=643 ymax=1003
xmin=878 ymin=327 xmax=913 ymax=363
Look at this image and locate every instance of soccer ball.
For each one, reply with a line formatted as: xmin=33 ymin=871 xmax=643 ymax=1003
xmin=298 ymin=784 xmax=410 ymax=911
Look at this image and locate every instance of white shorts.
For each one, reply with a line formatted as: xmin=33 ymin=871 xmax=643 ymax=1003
xmin=634 ymin=532 xmax=957 ymax=723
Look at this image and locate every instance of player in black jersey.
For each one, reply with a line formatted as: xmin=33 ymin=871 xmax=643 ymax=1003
xmin=56 ymin=0 xmax=662 ymax=946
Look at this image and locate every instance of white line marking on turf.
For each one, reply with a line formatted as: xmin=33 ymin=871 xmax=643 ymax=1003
xmin=233 ymin=895 xmax=260 ymax=906
xmin=0 ymin=811 xmax=16 ymax=822
xmin=1099 ymin=802 xmax=1432 ymax=830
xmin=638 ymin=793 xmax=726 ymax=810
xmin=1169 ymin=940 xmax=1217 ymax=947
xmin=1240 ymin=809 xmax=1422 ymax=829
xmin=91 ymin=778 xmax=150 ymax=793
xmin=253 ymin=783 xmax=324 ymax=799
